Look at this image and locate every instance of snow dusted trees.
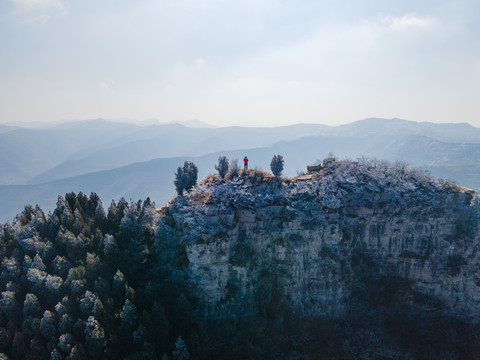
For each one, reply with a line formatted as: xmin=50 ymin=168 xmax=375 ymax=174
xmin=270 ymin=154 xmax=284 ymax=178
xmin=172 ymin=336 xmax=190 ymax=360
xmin=85 ymin=315 xmax=105 ymax=356
xmin=0 ymin=191 xmax=193 ymax=359
xmin=174 ymin=161 xmax=199 ymax=195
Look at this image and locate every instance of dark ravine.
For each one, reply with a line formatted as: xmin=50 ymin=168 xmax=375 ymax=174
xmin=159 ymin=159 xmax=480 ymax=323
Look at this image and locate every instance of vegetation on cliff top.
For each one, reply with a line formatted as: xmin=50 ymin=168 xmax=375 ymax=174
xmin=168 ymin=158 xmax=477 ymax=243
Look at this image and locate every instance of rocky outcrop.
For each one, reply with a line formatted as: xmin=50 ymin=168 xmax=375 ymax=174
xmin=158 ymin=162 xmax=480 ymax=321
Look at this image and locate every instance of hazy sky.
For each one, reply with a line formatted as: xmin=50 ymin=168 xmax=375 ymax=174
xmin=1 ymin=0 xmax=479 ymax=127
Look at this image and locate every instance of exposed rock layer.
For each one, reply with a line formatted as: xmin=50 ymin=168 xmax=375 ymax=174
xmin=158 ymin=163 xmax=480 ymax=321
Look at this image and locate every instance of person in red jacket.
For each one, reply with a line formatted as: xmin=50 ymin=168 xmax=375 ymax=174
xmin=243 ymin=156 xmax=249 ymax=170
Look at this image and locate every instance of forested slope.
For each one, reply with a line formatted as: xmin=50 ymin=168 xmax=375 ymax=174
xmin=0 ymin=193 xmax=192 ymax=359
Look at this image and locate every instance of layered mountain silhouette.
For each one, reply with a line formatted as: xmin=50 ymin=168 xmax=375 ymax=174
xmin=0 ymin=117 xmax=479 ymax=222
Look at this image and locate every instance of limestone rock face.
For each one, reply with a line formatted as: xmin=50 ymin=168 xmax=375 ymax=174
xmin=159 ymin=163 xmax=480 ymax=321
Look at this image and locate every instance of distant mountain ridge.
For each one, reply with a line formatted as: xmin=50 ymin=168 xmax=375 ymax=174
xmin=25 ymin=123 xmax=330 ymax=184
xmin=0 ymin=117 xmax=479 ymax=222
xmin=331 ymin=118 xmax=480 ymax=143
xmin=3 ymin=117 xmax=480 ymax=186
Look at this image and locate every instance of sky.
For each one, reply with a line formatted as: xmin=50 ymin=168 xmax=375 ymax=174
xmin=0 ymin=0 xmax=479 ymax=127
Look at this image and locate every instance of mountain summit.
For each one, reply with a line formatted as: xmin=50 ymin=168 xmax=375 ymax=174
xmin=161 ymin=159 xmax=479 ymax=320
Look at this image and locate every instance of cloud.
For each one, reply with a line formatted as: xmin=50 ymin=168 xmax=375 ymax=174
xmin=195 ymin=58 xmax=206 ymax=69
xmin=8 ymin=0 xmax=65 ymax=23
xmin=98 ymin=82 xmax=109 ymax=92
xmin=379 ymin=13 xmax=434 ymax=30
xmin=98 ymin=80 xmax=117 ymax=92
xmin=9 ymin=0 xmax=63 ymax=10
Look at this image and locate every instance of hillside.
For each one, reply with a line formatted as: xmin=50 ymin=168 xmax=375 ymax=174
xmin=28 ymin=123 xmax=330 ymax=184
xmin=0 ymin=120 xmax=141 ymax=184
xmin=0 ymin=160 xmax=479 ymax=359
xmin=330 ymin=118 xmax=480 ymax=143
xmin=0 ymin=124 xmax=17 ymax=134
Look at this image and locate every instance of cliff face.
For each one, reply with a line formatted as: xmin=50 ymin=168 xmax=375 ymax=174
xmin=159 ymin=161 xmax=480 ymax=321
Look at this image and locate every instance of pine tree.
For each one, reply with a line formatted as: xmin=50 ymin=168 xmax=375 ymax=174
xmin=228 ymin=158 xmax=239 ymax=179
xmin=172 ymin=336 xmax=190 ymax=360
xmin=23 ymin=293 xmax=40 ymax=317
xmin=120 ymin=299 xmax=138 ymax=331
xmin=85 ymin=316 xmax=105 ymax=357
xmin=39 ymin=310 xmax=57 ymax=340
xmin=174 ymin=161 xmax=198 ymax=195
xmin=215 ymin=156 xmax=229 ymax=179
xmin=270 ymin=154 xmax=284 ymax=178
xmin=112 ymin=270 xmax=128 ymax=304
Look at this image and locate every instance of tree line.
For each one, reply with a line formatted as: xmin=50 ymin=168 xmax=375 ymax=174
xmin=174 ymin=154 xmax=284 ymax=195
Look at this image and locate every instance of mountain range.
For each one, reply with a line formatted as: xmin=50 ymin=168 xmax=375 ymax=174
xmin=0 ymin=117 xmax=479 ymax=222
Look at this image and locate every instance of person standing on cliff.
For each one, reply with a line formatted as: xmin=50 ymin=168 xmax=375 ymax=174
xmin=244 ymin=156 xmax=249 ymax=171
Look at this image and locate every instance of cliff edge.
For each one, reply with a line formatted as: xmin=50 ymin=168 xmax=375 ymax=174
xmin=158 ymin=160 xmax=480 ymax=321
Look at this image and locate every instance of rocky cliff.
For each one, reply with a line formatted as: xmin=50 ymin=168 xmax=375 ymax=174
xmin=158 ymin=160 xmax=480 ymax=323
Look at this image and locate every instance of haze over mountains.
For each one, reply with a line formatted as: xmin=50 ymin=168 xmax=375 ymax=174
xmin=0 ymin=117 xmax=479 ymax=222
